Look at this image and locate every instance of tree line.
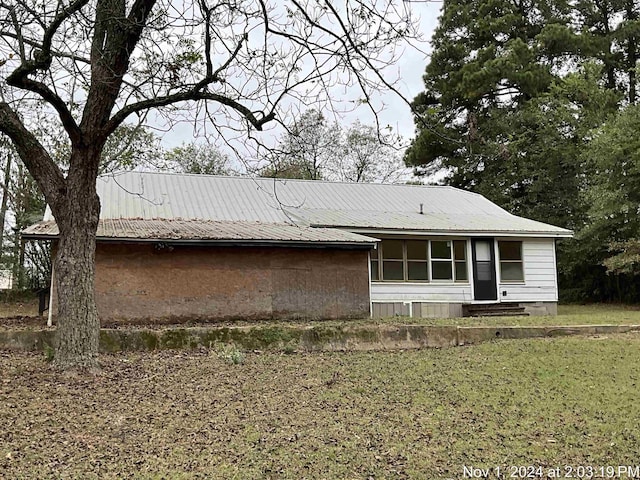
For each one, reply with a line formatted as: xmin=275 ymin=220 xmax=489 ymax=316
xmin=406 ymin=0 xmax=640 ymax=303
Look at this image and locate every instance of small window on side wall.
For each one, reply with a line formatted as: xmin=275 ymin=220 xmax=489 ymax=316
xmin=498 ymin=241 xmax=524 ymax=282
xmin=370 ymin=255 xmax=379 ymax=281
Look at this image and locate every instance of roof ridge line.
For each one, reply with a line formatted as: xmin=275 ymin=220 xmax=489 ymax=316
xmin=98 ymin=170 xmax=457 ymax=190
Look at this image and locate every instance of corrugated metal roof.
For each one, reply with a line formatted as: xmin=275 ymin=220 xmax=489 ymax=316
xmin=39 ymin=171 xmax=572 ymax=237
xmin=292 ymin=209 xmax=569 ymax=236
xmin=23 ymin=218 xmax=378 ymax=245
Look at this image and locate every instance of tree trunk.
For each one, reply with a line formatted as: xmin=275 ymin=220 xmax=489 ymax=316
xmin=0 ymin=152 xmax=11 ymax=256
xmin=598 ymin=2 xmax=617 ymax=91
xmin=53 ymin=164 xmax=101 ymax=369
xmin=17 ymin=238 xmax=25 ymax=288
xmin=627 ymin=1 xmax=637 ymax=104
xmin=11 ymin=163 xmax=23 ymax=286
xmin=11 ymin=226 xmax=21 ymax=287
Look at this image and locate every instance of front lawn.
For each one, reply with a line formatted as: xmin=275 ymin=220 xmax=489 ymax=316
xmin=400 ymin=303 xmax=640 ymax=327
xmin=2 ymin=334 xmax=639 ymax=478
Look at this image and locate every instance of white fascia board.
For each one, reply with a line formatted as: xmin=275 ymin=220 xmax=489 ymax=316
xmin=344 ymin=229 xmax=573 ymax=238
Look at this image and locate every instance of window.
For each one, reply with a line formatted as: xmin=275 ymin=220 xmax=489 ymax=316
xmin=370 ymin=254 xmax=379 ymax=281
xmin=407 ymin=240 xmax=428 ymax=281
xmin=382 ymin=239 xmax=404 ymax=281
xmin=499 ymin=241 xmax=524 ymax=282
xmin=371 ymin=239 xmax=468 ymax=282
xmin=454 ymin=240 xmax=468 ymax=281
xmin=431 ymin=241 xmax=452 ymax=280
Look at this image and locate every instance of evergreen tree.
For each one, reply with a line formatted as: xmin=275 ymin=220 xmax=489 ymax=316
xmin=405 ymin=0 xmax=640 ymax=302
xmin=407 ymin=0 xmax=637 ymax=198
xmin=570 ymin=104 xmax=640 ymax=301
xmin=406 ymin=0 xmax=573 ymax=222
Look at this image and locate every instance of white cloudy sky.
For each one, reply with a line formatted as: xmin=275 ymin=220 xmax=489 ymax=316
xmin=352 ymin=2 xmax=441 ymax=139
xmin=160 ymin=1 xmax=442 ymax=150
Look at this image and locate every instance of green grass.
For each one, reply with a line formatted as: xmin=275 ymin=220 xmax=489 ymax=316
xmin=2 ymin=334 xmax=640 ymax=478
xmin=381 ymin=303 xmax=640 ymax=327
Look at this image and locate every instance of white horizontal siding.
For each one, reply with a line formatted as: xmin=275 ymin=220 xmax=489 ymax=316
xmin=498 ymin=238 xmax=558 ymax=302
xmin=371 ymin=282 xmax=473 ymax=303
xmin=369 ymin=238 xmax=559 ymax=304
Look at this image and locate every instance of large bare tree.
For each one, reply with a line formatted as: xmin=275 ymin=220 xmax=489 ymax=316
xmin=0 ymin=0 xmax=418 ymax=368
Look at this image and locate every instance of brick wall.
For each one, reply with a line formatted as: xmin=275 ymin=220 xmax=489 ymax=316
xmin=93 ymin=243 xmax=370 ymax=322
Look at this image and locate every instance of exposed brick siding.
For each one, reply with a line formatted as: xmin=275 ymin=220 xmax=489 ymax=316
xmin=93 ymin=243 xmax=370 ymax=322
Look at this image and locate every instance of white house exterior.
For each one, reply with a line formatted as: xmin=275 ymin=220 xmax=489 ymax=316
xmin=24 ymin=172 xmax=572 ymax=321
xmin=368 ymin=236 xmax=561 ymax=317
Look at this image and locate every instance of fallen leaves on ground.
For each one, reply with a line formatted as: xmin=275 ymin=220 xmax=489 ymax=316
xmin=1 ymin=335 xmax=640 ymax=479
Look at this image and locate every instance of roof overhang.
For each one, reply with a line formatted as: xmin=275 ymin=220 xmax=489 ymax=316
xmin=332 ymin=228 xmax=574 ymax=239
xmin=22 ymin=219 xmax=379 ymax=250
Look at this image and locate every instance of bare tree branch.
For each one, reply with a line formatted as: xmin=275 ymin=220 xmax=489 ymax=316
xmin=105 ymin=89 xmax=275 ymax=136
xmin=82 ymin=0 xmax=158 ymax=136
xmin=4 ymin=0 xmax=91 ymax=145
xmin=0 ymin=102 xmax=65 ymax=210
xmin=0 ymin=30 xmax=90 ymax=64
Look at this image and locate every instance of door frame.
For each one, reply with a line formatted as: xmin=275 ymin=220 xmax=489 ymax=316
xmin=471 ymin=238 xmax=498 ymax=301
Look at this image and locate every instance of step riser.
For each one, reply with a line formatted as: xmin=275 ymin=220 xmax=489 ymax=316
xmin=463 ymin=303 xmax=529 ymax=317
xmin=464 ymin=303 xmax=522 ymax=309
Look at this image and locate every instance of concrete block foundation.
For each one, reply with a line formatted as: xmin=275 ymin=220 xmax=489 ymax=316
xmin=372 ymin=301 xmax=557 ymax=319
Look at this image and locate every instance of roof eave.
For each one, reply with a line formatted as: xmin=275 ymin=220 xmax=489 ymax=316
xmin=21 ymin=233 xmax=377 ymax=249
xmin=340 ymin=227 xmax=574 ymax=238
xmin=21 ymin=232 xmax=57 ymax=241
xmin=104 ymin=237 xmax=378 ymax=249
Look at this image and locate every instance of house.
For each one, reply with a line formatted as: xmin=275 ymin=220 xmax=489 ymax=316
xmin=23 ymin=171 xmax=572 ymax=322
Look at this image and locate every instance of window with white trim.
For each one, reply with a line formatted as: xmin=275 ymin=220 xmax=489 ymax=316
xmin=498 ymin=241 xmax=524 ymax=282
xmin=431 ymin=240 xmax=453 ymax=280
xmin=454 ymin=240 xmax=468 ymax=281
xmin=370 ymin=239 xmax=468 ymax=282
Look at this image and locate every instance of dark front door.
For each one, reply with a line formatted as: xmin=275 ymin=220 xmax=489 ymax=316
xmin=472 ymin=238 xmax=497 ymax=301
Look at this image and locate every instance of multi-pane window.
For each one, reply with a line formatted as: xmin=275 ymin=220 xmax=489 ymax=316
xmin=382 ymin=239 xmax=404 ymax=281
xmin=498 ymin=241 xmax=524 ymax=282
xmin=431 ymin=241 xmax=453 ymax=280
xmin=371 ymin=239 xmax=468 ymax=282
xmin=454 ymin=240 xmax=468 ymax=281
xmin=407 ymin=241 xmax=428 ymax=281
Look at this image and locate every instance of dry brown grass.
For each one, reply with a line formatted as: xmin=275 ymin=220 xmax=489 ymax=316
xmin=2 ymin=334 xmax=640 ymax=479
xmin=0 ymin=297 xmax=38 ymax=318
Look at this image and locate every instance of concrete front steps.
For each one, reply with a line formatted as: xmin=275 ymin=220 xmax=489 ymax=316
xmin=1 ymin=323 xmax=640 ymax=353
xmin=463 ymin=303 xmax=529 ymax=317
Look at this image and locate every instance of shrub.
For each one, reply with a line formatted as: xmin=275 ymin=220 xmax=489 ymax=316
xmin=215 ymin=343 xmax=245 ymax=365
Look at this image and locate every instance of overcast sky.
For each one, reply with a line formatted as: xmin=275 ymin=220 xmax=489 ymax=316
xmin=354 ymin=2 xmax=441 ymax=140
xmin=160 ymin=2 xmax=442 ymax=150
